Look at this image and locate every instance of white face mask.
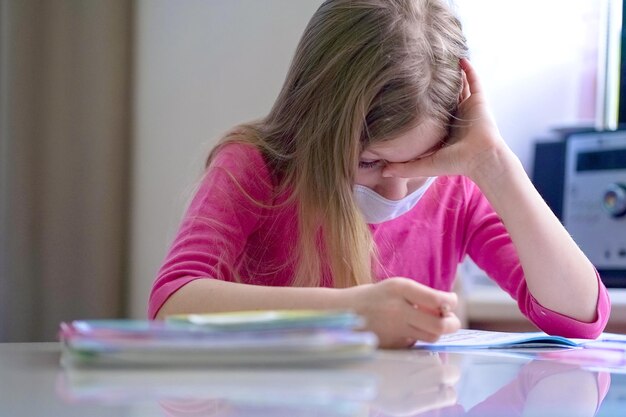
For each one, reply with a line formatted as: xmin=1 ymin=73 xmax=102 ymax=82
xmin=354 ymin=177 xmax=436 ymax=224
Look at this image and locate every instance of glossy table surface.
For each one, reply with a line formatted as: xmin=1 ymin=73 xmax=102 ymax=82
xmin=1 ymin=342 xmax=625 ymax=417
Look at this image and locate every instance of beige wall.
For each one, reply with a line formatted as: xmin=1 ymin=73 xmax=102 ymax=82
xmin=129 ymin=0 xmax=323 ymax=317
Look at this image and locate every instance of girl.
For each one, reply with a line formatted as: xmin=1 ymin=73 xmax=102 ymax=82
xmin=149 ymin=0 xmax=610 ymax=348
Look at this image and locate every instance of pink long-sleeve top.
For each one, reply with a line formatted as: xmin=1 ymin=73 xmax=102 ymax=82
xmin=149 ymin=143 xmax=610 ymax=338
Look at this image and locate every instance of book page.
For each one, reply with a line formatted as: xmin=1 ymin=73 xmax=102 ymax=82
xmin=414 ymin=329 xmax=581 ymax=349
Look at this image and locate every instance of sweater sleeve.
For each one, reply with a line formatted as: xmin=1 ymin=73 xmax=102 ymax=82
xmin=148 ymin=144 xmax=274 ymax=319
xmin=462 ymin=178 xmax=610 ymax=339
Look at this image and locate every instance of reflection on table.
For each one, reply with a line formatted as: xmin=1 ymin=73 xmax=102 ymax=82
xmin=54 ymin=348 xmax=619 ymax=417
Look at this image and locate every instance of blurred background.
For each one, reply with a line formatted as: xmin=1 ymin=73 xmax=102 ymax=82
xmin=0 ymin=0 xmax=609 ymax=341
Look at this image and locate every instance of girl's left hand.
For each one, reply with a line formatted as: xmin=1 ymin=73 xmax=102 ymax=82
xmin=382 ymin=59 xmax=511 ymax=182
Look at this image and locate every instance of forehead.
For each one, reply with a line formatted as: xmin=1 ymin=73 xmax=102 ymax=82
xmin=360 ymin=119 xmax=447 ymax=163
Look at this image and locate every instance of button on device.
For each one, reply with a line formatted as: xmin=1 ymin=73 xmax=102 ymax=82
xmin=602 ymin=183 xmax=626 ymax=218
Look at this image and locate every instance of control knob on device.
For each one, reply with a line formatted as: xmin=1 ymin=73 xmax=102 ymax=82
xmin=603 ymin=183 xmax=626 ymax=218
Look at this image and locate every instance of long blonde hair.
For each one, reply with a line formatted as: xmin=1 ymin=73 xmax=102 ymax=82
xmin=208 ymin=0 xmax=468 ymax=288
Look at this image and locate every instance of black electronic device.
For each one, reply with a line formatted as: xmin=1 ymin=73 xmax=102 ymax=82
xmin=532 ymin=140 xmax=567 ymax=221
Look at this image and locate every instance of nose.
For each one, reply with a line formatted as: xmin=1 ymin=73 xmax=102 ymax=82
xmin=374 ymin=177 xmax=410 ymax=201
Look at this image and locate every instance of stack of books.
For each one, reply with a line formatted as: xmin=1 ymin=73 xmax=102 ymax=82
xmin=59 ymin=310 xmax=378 ymax=367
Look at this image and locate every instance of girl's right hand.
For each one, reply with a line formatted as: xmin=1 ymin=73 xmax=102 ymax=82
xmin=346 ymin=277 xmax=461 ymax=349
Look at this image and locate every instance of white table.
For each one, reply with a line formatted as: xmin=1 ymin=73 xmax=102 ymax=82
xmin=1 ymin=342 xmax=625 ymax=416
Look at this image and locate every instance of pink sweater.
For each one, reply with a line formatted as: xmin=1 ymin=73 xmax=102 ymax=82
xmin=149 ymin=143 xmax=610 ymax=338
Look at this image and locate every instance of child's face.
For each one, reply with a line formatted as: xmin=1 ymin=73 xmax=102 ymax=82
xmin=355 ymin=119 xmax=446 ymax=200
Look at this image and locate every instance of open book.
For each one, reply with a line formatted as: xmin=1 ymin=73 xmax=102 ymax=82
xmin=413 ymin=329 xmax=587 ymax=350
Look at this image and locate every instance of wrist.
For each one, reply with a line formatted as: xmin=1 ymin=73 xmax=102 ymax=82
xmin=325 ymin=285 xmax=360 ymax=312
xmin=467 ymin=145 xmax=523 ymax=191
xmin=338 ymin=284 xmax=363 ymax=311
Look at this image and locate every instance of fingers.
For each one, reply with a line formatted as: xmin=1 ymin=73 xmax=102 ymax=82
xmin=394 ymin=279 xmax=461 ymax=342
xmin=367 ymin=279 xmax=462 ymax=348
xmin=385 ymin=319 xmax=458 ymax=348
xmin=390 ymin=313 xmax=459 ymax=346
xmin=398 ymin=279 xmax=458 ymax=314
xmin=459 ymin=58 xmax=483 ymax=96
xmin=403 ymin=305 xmax=461 ymax=343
